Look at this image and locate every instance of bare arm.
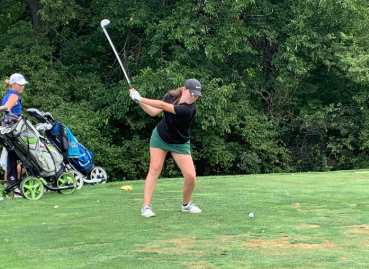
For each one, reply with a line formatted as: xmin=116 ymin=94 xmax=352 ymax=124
xmin=3 ymin=95 xmax=18 ymax=111
xmin=139 ymin=98 xmax=176 ymax=114
xmin=129 ymin=88 xmax=176 ymax=115
xmin=138 ymin=102 xmax=164 ymax=117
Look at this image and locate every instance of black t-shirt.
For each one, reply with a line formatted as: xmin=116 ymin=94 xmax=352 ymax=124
xmin=156 ymin=93 xmax=196 ymax=144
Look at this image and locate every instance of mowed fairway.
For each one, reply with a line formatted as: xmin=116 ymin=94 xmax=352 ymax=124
xmin=2 ymin=170 xmax=369 ymax=269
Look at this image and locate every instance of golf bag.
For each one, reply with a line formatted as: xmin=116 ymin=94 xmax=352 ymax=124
xmin=0 ymin=110 xmax=77 ymax=200
xmin=26 ymin=108 xmax=107 ymax=185
xmin=46 ymin=121 xmax=94 ymax=173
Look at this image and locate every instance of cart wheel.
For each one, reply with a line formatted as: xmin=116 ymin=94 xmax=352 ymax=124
xmin=90 ymin=166 xmax=107 ymax=184
xmin=20 ymin=177 xmax=44 ymax=200
xmin=68 ymin=170 xmax=84 ymax=190
xmin=57 ymin=172 xmax=76 ymax=194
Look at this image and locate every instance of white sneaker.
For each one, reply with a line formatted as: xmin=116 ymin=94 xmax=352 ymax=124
xmin=13 ymin=188 xmax=22 ymax=198
xmin=141 ymin=206 xmax=155 ymax=217
xmin=182 ymin=202 xmax=201 ymax=213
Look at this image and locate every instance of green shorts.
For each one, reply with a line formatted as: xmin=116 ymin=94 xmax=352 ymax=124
xmin=150 ymin=127 xmax=191 ymax=155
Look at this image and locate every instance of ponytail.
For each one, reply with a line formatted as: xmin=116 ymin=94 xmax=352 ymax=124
xmin=4 ymin=79 xmax=10 ymax=89
xmin=167 ymin=87 xmax=184 ymax=105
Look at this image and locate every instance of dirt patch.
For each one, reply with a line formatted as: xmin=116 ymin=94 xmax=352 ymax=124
xmin=343 ymin=225 xmax=369 ymax=235
xmin=245 ymin=238 xmax=335 ymax=254
xmin=291 ymin=203 xmax=302 ymax=212
xmin=184 ymin=261 xmax=209 ymax=269
xmin=296 ymin=224 xmax=320 ymax=229
xmin=217 ymin=233 xmax=255 ymax=243
xmin=136 ymin=236 xmax=211 ymax=255
xmin=136 ymin=234 xmax=335 ymax=257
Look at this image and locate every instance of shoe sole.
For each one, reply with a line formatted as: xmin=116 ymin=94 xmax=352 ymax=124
xmin=182 ymin=210 xmax=202 ymax=213
xmin=141 ymin=213 xmax=155 ymax=217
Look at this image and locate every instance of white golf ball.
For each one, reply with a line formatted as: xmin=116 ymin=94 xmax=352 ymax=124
xmin=249 ymin=213 xmax=254 ymax=218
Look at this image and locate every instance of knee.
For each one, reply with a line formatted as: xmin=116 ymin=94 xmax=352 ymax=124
xmin=148 ymin=165 xmax=162 ymax=177
xmin=185 ymin=173 xmax=196 ymax=184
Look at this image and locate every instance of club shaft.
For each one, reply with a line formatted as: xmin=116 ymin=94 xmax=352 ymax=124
xmin=102 ymin=28 xmax=132 ymax=88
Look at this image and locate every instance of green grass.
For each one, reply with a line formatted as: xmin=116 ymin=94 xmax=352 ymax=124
xmin=2 ymin=170 xmax=369 ymax=268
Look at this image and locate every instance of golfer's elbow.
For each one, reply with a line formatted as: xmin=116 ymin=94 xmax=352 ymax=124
xmin=144 ymin=109 xmax=157 ymax=117
xmin=159 ymin=102 xmax=175 ymax=113
xmin=149 ymin=110 xmax=163 ymax=117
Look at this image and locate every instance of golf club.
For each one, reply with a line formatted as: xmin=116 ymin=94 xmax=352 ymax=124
xmin=100 ymin=19 xmax=133 ymax=89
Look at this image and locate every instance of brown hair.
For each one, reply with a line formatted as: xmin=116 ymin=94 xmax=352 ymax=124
xmin=4 ymin=79 xmax=10 ymax=89
xmin=167 ymin=87 xmax=184 ymax=105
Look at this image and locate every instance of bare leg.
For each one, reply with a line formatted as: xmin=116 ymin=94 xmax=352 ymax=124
xmin=143 ymin=147 xmax=168 ymax=206
xmin=17 ymin=164 xmax=24 ymax=179
xmin=4 ymin=165 xmax=24 ymax=182
xmin=171 ymin=152 xmax=196 ymax=205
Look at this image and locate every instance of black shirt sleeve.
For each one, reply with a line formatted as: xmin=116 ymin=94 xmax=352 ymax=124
xmin=174 ymin=105 xmax=193 ymax=120
xmin=162 ymin=93 xmax=173 ymax=102
xmin=162 ymin=93 xmax=193 ymax=119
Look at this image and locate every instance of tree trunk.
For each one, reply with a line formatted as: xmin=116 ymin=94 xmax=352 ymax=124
xmin=29 ymin=0 xmax=49 ymax=31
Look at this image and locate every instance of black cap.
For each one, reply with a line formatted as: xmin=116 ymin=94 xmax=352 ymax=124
xmin=184 ymin=79 xmax=202 ymax=97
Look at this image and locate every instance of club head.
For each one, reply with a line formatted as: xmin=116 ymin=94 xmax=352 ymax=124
xmin=100 ymin=19 xmax=111 ymax=28
xmin=26 ymin=108 xmax=47 ymax=123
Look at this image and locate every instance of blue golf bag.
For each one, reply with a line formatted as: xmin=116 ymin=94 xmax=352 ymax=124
xmin=48 ymin=121 xmax=94 ymax=174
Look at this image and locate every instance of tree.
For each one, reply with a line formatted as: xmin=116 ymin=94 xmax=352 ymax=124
xmin=1 ymin=0 xmax=369 ymax=180
xmin=29 ymin=0 xmax=48 ymax=31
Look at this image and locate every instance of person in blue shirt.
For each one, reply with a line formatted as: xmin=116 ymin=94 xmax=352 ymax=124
xmin=2 ymin=73 xmax=27 ymax=115
xmin=0 ymin=73 xmax=28 ymax=190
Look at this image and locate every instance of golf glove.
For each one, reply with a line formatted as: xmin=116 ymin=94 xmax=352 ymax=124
xmin=130 ymin=91 xmax=142 ymax=102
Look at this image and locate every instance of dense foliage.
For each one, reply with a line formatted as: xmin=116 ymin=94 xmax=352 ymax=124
xmin=1 ymin=0 xmax=369 ymax=180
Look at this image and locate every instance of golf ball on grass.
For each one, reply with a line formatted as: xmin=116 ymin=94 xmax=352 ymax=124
xmin=249 ymin=212 xmax=254 ymax=218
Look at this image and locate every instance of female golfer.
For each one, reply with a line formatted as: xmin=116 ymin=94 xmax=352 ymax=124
xmin=0 ymin=73 xmax=28 ymax=193
xmin=129 ymin=79 xmax=202 ymax=217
